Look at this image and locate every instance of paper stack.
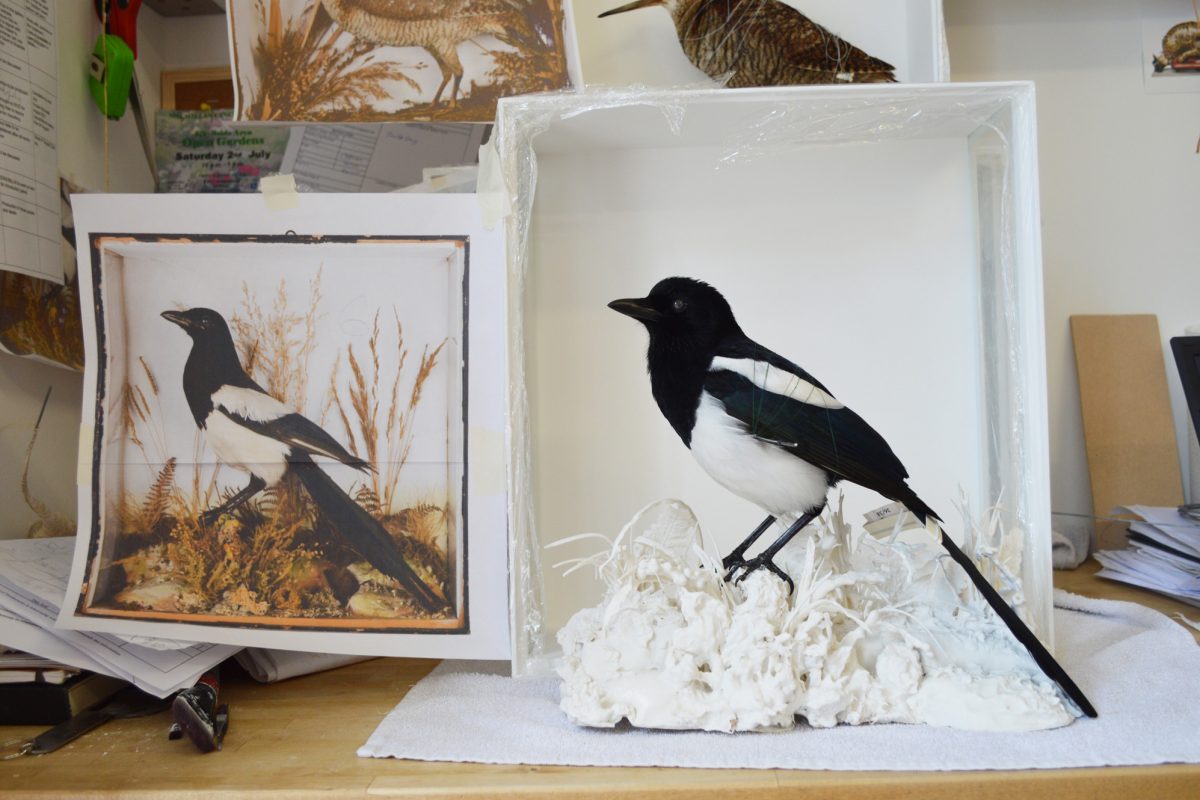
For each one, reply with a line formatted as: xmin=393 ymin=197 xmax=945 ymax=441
xmin=0 ymin=537 xmax=237 ymax=698
xmin=1095 ymin=505 xmax=1200 ymax=608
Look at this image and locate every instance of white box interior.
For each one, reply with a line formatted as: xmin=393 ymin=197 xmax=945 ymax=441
xmin=496 ymin=84 xmax=1049 ymax=675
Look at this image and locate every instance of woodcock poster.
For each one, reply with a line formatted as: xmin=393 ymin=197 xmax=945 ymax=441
xmin=59 ymin=194 xmax=509 ymax=660
xmin=228 ymin=0 xmax=576 ymax=123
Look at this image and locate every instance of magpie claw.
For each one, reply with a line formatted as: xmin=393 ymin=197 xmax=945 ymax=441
xmin=721 ymin=550 xmax=747 ymax=575
xmin=726 ymin=554 xmax=795 ymax=595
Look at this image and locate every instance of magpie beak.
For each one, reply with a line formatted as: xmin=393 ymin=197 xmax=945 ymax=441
xmin=610 ymin=276 xmax=1098 ymax=719
xmin=161 ymin=310 xmax=196 ymax=330
xmin=607 ymin=297 xmax=663 ymax=322
xmin=599 ymin=0 xmax=665 ymax=19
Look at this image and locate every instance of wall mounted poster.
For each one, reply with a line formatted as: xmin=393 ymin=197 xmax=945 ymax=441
xmin=61 ymin=194 xmax=509 ymax=659
xmin=228 ymin=0 xmax=575 ymax=123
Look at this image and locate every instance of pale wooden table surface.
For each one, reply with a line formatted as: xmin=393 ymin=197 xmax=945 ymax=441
xmin=2 ymin=559 xmax=1197 ymax=799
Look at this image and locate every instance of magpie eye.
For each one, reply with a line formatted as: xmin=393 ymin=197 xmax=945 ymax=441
xmin=672 ymin=298 xmax=687 ymax=313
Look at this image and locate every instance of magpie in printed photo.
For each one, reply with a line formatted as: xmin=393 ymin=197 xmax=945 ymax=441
xmin=161 ymin=307 xmax=443 ymax=614
xmin=609 ymin=277 xmax=1097 ymax=718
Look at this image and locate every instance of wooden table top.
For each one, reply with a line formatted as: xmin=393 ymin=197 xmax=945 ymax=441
xmin=2 ymin=559 xmax=1197 ymax=799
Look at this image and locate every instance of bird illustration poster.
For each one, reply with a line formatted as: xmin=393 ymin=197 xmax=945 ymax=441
xmin=60 ymin=194 xmax=510 ymax=659
xmin=227 ymin=0 xmax=577 ymax=123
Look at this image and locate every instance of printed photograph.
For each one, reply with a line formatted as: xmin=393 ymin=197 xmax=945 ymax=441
xmin=0 ymin=180 xmax=85 ymax=370
xmin=1143 ymin=10 xmax=1200 ymax=93
xmin=77 ymin=234 xmax=468 ymax=632
xmin=229 ymin=0 xmax=572 ymax=123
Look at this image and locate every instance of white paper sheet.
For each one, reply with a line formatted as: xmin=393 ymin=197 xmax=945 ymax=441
xmin=1097 ymin=507 xmax=1200 ymax=607
xmin=0 ymin=605 xmax=108 ymax=676
xmin=281 ymin=124 xmax=486 ymax=193
xmin=0 ymin=0 xmax=60 ymax=282
xmin=0 ymin=538 xmax=235 ymax=697
xmin=63 ymin=194 xmax=510 ymax=661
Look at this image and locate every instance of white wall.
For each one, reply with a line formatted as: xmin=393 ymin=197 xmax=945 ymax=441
xmin=6 ymin=3 xmax=1198 ymax=541
xmin=946 ymin=0 xmax=1200 ymax=539
xmin=0 ymin=9 xmax=230 ymax=539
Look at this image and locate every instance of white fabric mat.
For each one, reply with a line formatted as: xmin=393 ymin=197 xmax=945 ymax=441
xmin=359 ymin=591 xmax=1200 ymax=771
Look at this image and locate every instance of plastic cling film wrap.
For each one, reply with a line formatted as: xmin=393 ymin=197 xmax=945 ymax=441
xmin=493 ymin=83 xmax=1049 ymax=676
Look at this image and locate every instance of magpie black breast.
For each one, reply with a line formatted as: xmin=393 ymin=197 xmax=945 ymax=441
xmin=608 ymin=277 xmax=1096 ymax=718
xmin=161 ymin=307 xmax=442 ymax=614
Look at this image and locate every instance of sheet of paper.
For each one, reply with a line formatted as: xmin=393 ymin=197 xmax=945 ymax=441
xmin=0 ymin=605 xmax=108 ymax=676
xmin=1121 ymin=504 xmax=1200 ymax=534
xmin=0 ymin=538 xmax=236 ymax=697
xmin=281 ymin=123 xmax=486 ymax=193
xmin=0 ymin=0 xmax=61 ymax=282
xmin=156 ymin=109 xmax=289 ymax=193
xmin=1095 ymin=565 xmax=1200 ymax=609
xmin=65 ymin=193 xmax=510 ymax=660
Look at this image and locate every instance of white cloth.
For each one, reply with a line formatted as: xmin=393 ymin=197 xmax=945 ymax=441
xmin=359 ymin=592 xmax=1200 ymax=770
xmin=1052 ymin=528 xmax=1089 ymax=569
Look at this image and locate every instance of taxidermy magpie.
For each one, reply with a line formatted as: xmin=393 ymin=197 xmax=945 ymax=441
xmin=161 ymin=307 xmax=443 ymax=614
xmin=609 ymin=277 xmax=1097 ymax=718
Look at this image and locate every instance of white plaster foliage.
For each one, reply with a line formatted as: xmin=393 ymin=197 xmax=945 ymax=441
xmin=551 ymin=498 xmax=1077 ymax=733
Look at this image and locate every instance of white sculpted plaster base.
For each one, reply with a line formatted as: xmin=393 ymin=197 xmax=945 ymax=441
xmin=554 ymin=500 xmax=1076 ymax=733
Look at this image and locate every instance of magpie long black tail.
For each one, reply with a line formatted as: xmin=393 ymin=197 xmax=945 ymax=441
xmin=902 ymin=493 xmax=1098 ymax=718
xmin=290 ymin=455 xmax=444 ymax=614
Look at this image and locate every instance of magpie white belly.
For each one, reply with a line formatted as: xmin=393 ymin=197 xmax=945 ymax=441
xmin=689 ymin=392 xmax=830 ymax=516
xmin=203 ymin=412 xmax=290 ymax=486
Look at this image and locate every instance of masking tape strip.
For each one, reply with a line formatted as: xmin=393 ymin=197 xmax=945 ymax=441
xmin=475 ymin=139 xmax=510 ymax=230
xmin=260 ymin=173 xmax=300 ymax=211
xmin=470 ymin=426 xmax=506 ymax=496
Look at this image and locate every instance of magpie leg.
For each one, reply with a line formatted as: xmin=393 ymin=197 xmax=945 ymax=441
xmin=200 ymin=475 xmax=266 ymax=526
xmin=726 ymin=511 xmax=819 ymax=594
xmin=721 ymin=515 xmax=776 ymax=573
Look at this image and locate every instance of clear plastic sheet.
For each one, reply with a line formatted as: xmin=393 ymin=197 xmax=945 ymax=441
xmin=488 ymin=83 xmax=1049 ymax=677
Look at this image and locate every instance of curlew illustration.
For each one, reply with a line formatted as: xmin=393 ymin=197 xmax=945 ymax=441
xmin=304 ymin=0 xmax=544 ymax=109
xmin=600 ymin=0 xmax=896 ymax=87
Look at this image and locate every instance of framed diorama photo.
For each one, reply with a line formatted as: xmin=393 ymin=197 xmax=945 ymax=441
xmin=61 ymin=194 xmax=509 ymax=660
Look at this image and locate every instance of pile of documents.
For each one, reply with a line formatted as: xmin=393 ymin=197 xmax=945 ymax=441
xmin=1095 ymin=505 xmax=1200 ymax=608
xmin=0 ymin=650 xmax=77 ymax=684
xmin=0 ymin=537 xmax=236 ymax=698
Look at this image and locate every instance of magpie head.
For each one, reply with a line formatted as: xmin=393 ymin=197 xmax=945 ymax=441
xmin=161 ymin=307 xmax=231 ymax=339
xmin=608 ymin=277 xmax=739 ymax=350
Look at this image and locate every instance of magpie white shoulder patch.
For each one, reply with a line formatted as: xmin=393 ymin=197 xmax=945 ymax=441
xmin=212 ymin=385 xmax=292 ymax=422
xmin=709 ymin=356 xmax=844 ymax=409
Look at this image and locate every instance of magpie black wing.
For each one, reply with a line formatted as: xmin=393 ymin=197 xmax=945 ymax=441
xmin=212 ymin=386 xmax=371 ymax=471
xmin=703 ymin=367 xmax=911 ymax=497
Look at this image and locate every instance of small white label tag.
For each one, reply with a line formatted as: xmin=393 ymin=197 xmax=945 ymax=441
xmin=863 ymin=501 xmax=907 ymax=524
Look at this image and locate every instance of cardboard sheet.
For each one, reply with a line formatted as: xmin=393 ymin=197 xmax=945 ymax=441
xmin=1071 ymin=315 xmax=1183 ymax=549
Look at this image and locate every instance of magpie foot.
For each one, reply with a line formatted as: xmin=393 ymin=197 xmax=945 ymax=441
xmin=721 ymin=548 xmax=748 ymax=575
xmin=726 ymin=554 xmax=795 ymax=595
xmin=198 ymin=508 xmax=228 ymax=527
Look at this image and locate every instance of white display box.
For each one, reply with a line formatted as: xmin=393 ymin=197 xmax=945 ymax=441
xmin=572 ymin=0 xmax=950 ymax=86
xmin=493 ymin=83 xmax=1050 ymax=676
